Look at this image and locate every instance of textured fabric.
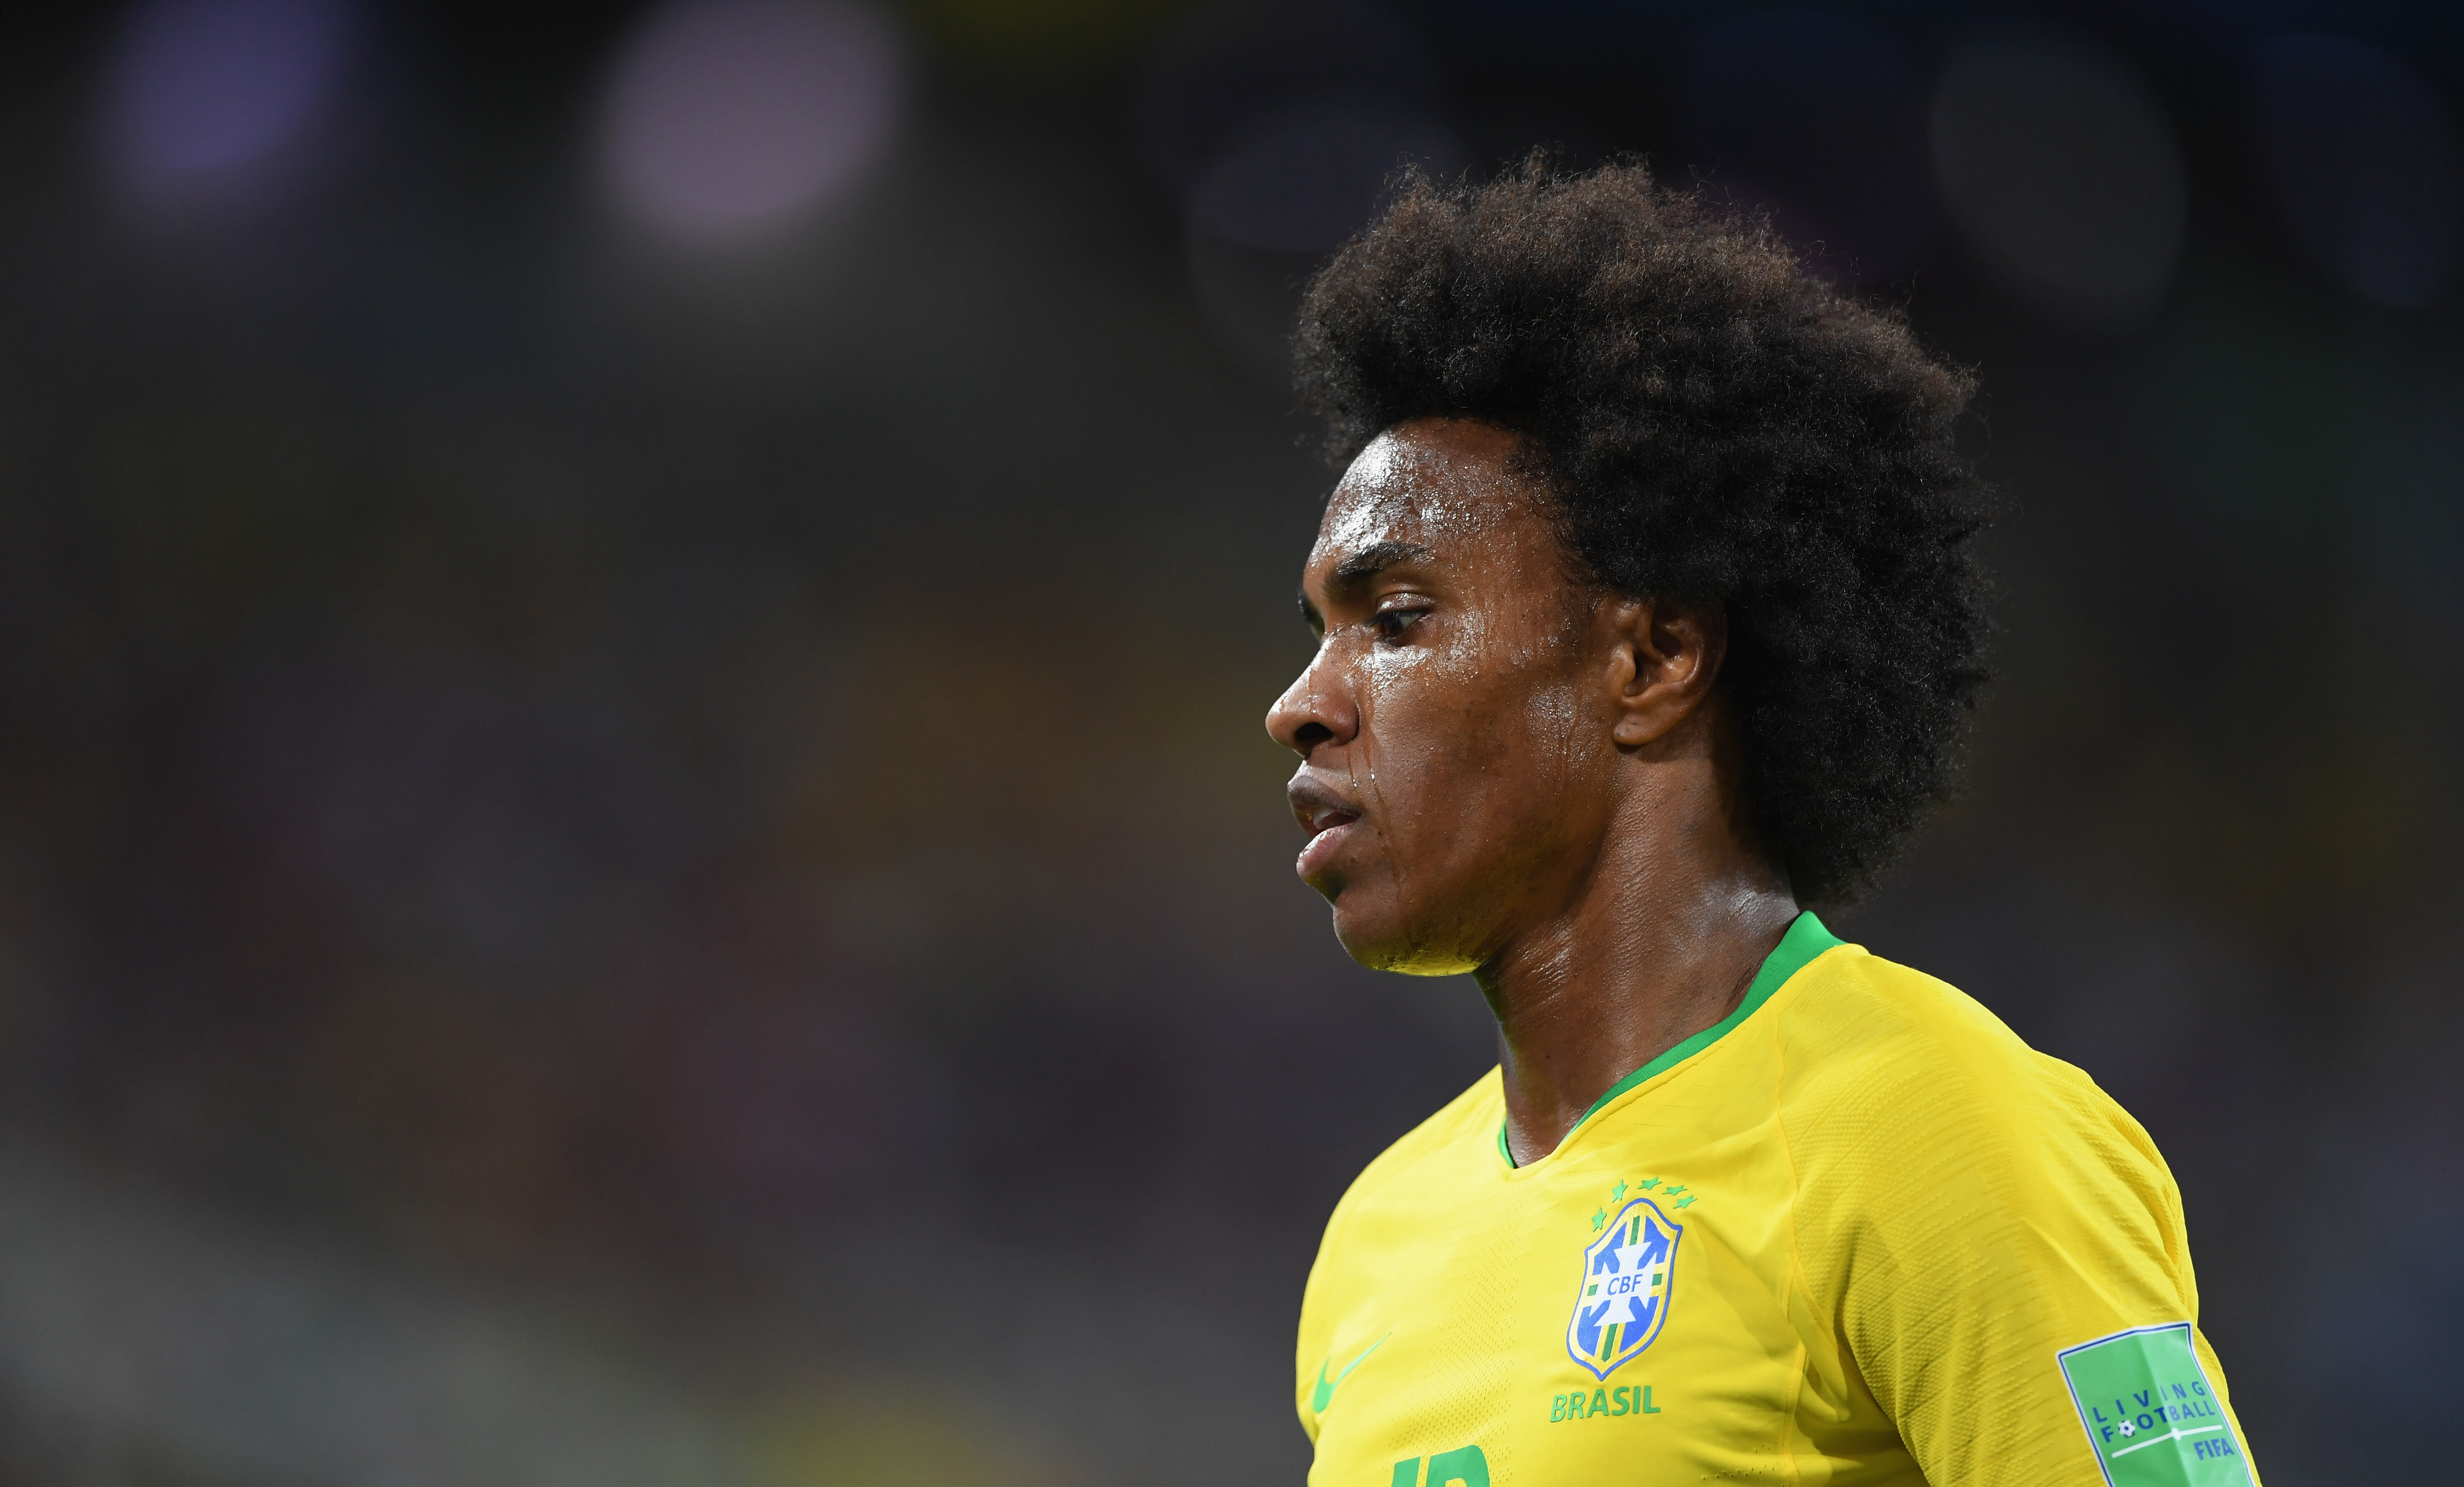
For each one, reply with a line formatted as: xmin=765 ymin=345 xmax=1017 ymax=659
xmin=1295 ymin=927 xmax=2259 ymax=1486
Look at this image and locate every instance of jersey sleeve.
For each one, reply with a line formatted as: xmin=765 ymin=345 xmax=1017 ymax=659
xmin=1780 ymin=967 xmax=2261 ymax=1487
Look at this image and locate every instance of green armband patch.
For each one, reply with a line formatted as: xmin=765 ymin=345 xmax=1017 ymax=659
xmin=2056 ymin=1323 xmax=2253 ymax=1486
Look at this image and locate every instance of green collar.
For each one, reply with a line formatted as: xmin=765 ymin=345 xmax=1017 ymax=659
xmin=1497 ymin=910 xmax=1843 ymax=1168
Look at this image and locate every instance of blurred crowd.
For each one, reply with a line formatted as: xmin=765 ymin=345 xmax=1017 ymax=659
xmin=0 ymin=1 xmax=2458 ymax=1482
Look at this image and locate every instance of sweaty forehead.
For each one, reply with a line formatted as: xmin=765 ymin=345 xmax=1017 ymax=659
xmin=1315 ymin=420 xmax=1537 ymax=561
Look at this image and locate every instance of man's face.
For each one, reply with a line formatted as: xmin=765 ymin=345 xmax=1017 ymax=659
xmin=1266 ymin=418 xmax=1623 ymax=975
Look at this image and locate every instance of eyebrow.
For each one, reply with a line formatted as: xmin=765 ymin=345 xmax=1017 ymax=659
xmin=1329 ymin=540 xmax=1435 ymax=586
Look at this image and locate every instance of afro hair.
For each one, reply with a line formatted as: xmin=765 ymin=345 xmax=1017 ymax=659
xmin=1293 ymin=159 xmax=1992 ymax=904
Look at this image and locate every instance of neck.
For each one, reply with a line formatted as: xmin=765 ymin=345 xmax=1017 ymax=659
xmin=1477 ymin=760 xmax=1797 ymax=1167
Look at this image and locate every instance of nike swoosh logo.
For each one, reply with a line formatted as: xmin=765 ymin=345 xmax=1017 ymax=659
xmin=1310 ymin=1334 xmax=1390 ymax=1414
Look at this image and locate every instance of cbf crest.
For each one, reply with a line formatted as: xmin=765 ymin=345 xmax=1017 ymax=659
xmin=1566 ymin=1196 xmax=1680 ymax=1379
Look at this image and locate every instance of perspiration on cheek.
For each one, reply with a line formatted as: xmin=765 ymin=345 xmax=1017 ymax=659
xmin=1479 ymin=585 xmax=1601 ymax=785
xmin=1526 ymin=678 xmax=1591 ymax=781
xmin=1490 ymin=586 xmax=1582 ymax=675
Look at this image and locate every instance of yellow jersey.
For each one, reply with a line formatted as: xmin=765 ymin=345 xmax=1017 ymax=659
xmin=1295 ymin=913 xmax=2259 ymax=1487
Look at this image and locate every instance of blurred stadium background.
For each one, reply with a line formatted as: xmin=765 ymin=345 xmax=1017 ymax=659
xmin=0 ymin=0 xmax=2456 ymax=1481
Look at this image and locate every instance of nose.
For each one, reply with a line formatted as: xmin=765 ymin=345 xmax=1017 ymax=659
xmin=1266 ymin=648 xmax=1358 ymax=760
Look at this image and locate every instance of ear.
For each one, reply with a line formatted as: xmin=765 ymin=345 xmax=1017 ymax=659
xmin=1602 ymin=598 xmax=1727 ymax=749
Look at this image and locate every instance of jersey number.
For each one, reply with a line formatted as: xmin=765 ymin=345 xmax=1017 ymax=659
xmin=1391 ymin=1445 xmax=1489 ymax=1487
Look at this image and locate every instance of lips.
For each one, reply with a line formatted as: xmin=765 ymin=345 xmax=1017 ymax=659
xmin=1300 ymin=802 xmax=1359 ymax=839
xmin=1288 ymin=774 xmax=1364 ymax=879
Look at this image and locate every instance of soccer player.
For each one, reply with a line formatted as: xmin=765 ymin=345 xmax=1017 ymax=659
xmin=1266 ymin=164 xmax=2258 ymax=1487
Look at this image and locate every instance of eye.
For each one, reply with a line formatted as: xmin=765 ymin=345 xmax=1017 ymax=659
xmin=1370 ymin=604 xmax=1431 ymax=643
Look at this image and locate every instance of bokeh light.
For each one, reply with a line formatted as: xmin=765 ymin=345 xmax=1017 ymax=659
xmin=599 ymin=0 xmax=902 ymax=247
xmin=1141 ymin=0 xmax=1456 ymax=383
xmin=103 ymin=0 xmax=358 ymax=207
xmin=2251 ymin=33 xmax=2462 ymax=310
xmin=1676 ymin=8 xmax=1935 ymax=281
xmin=1183 ymin=97 xmax=1461 ymax=380
xmin=1932 ymin=33 xmax=2186 ymax=325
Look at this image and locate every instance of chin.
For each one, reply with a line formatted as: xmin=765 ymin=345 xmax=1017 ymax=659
xmin=1329 ymin=897 xmax=1484 ymax=978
